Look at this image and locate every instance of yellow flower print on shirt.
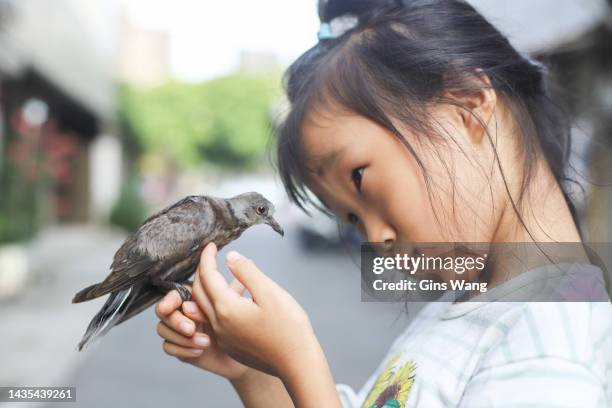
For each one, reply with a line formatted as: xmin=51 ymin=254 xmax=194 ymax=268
xmin=362 ymin=353 xmax=416 ymax=408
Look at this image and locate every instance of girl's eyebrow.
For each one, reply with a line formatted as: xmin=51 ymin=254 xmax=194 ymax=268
xmin=313 ymin=148 xmax=345 ymax=176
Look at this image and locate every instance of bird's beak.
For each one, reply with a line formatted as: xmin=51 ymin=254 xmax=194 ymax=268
xmin=265 ymin=217 xmax=284 ymax=237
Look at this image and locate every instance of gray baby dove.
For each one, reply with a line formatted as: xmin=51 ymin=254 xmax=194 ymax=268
xmin=72 ymin=192 xmax=283 ymax=351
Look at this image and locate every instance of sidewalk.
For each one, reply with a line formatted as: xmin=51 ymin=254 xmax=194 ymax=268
xmin=0 ymin=225 xmax=126 ymax=389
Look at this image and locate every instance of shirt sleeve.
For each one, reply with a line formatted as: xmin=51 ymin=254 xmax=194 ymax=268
xmin=458 ymin=356 xmax=608 ymax=408
xmin=336 ymin=383 xmax=360 ymax=408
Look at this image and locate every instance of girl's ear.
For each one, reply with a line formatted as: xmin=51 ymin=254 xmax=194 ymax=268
xmin=442 ymin=70 xmax=497 ymax=146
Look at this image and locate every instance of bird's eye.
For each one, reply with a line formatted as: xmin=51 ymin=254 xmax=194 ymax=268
xmin=351 ymin=167 xmax=365 ymax=192
xmin=347 ymin=212 xmax=359 ymax=224
xmin=256 ymin=205 xmax=267 ymax=215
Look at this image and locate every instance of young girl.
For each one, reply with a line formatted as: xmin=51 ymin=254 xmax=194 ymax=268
xmin=154 ymin=0 xmax=612 ymax=406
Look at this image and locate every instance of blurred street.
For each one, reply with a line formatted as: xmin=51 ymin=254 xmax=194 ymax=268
xmin=1 ymin=215 xmax=412 ymax=408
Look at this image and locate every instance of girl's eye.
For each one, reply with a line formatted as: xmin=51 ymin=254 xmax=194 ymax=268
xmin=351 ymin=167 xmax=365 ymax=192
xmin=347 ymin=212 xmax=359 ymax=224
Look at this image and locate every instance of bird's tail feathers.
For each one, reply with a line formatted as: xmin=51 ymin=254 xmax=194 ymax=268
xmin=77 ymin=287 xmax=134 ymax=351
xmin=72 ymin=283 xmax=102 ymax=303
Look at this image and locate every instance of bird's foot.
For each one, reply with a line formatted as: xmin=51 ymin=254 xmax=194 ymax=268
xmin=174 ymin=284 xmax=192 ymax=302
xmin=151 ymin=279 xmax=192 ymax=302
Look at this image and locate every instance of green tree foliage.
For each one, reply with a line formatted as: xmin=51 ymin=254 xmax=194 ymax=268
xmin=0 ymin=132 xmax=51 ymax=243
xmin=108 ymin=176 xmax=147 ymax=232
xmin=0 ymin=160 xmax=38 ymax=243
xmin=120 ymin=72 xmax=281 ymax=169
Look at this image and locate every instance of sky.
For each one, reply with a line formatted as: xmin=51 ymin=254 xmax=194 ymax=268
xmin=120 ymin=0 xmax=608 ymax=82
xmin=122 ymin=0 xmax=320 ymax=82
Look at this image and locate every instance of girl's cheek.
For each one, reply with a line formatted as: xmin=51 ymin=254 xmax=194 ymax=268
xmin=360 ymin=179 xmax=399 ymax=237
xmin=375 ymin=176 xmax=421 ymax=241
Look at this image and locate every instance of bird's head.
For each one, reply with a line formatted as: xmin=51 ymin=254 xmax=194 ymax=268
xmin=228 ymin=192 xmax=284 ymax=236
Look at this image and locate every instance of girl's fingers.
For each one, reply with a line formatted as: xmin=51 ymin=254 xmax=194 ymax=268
xmin=229 ymin=277 xmax=246 ymax=296
xmin=198 ymin=243 xmax=232 ymax=306
xmin=182 ymin=301 xmax=209 ymax=323
xmin=156 ymin=322 xmax=210 ymax=348
xmin=156 ymin=290 xmax=183 ymax=317
xmin=156 ymin=285 xmax=193 ymax=317
xmin=225 ymin=251 xmax=273 ymax=303
xmin=162 ymin=340 xmax=205 ymax=359
xmin=159 ymin=309 xmax=196 ymax=337
xmin=192 ymin=268 xmax=216 ymax=322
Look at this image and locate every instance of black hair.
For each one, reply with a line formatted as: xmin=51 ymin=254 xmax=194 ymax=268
xmin=276 ymin=0 xmax=580 ymax=242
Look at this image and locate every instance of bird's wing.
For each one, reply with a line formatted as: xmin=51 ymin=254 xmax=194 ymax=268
xmin=86 ymin=196 xmax=217 ymax=298
xmin=72 ymin=238 xmax=159 ymax=302
xmin=134 ymin=196 xmax=216 ymax=260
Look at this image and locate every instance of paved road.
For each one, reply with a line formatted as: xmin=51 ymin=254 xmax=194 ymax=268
xmin=1 ymin=224 xmax=414 ymax=408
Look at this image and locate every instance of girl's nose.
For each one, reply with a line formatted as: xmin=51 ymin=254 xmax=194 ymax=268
xmin=364 ymin=218 xmax=396 ymax=249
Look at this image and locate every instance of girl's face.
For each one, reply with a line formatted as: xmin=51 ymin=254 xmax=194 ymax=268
xmin=300 ymin=103 xmax=505 ymax=247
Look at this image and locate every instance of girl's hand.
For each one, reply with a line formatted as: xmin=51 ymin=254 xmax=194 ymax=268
xmin=156 ymin=288 xmax=297 ymax=407
xmin=155 ymin=284 xmax=249 ymax=381
xmin=192 ymin=242 xmax=317 ymax=376
xmin=192 ymin=243 xmax=341 ymax=407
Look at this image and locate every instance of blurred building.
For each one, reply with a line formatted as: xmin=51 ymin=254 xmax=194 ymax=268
xmin=117 ymin=12 xmax=169 ymax=86
xmin=239 ymin=50 xmax=280 ymax=74
xmin=0 ymin=0 xmax=120 ymax=236
xmin=541 ymin=16 xmax=612 ymax=243
xmin=470 ymin=0 xmax=612 ymax=241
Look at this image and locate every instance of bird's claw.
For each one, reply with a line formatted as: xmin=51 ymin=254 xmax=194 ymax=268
xmin=175 ymin=284 xmax=192 ymax=302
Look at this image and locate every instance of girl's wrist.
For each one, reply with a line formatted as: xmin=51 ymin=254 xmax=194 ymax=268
xmin=231 ymin=368 xmax=295 ymax=408
xmin=278 ymin=340 xmax=341 ymax=408
xmin=229 ymin=366 xmax=253 ymax=385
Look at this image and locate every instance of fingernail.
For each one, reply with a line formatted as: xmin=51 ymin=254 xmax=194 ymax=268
xmin=180 ymin=321 xmax=194 ymax=334
xmin=226 ymin=251 xmax=242 ymax=263
xmin=190 ymin=348 xmax=203 ymax=355
xmin=183 ymin=302 xmax=198 ymax=315
xmin=194 ymin=335 xmax=210 ymax=347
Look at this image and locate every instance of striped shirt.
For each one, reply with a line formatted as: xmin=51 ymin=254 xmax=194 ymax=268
xmin=337 ymin=263 xmax=612 ymax=407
